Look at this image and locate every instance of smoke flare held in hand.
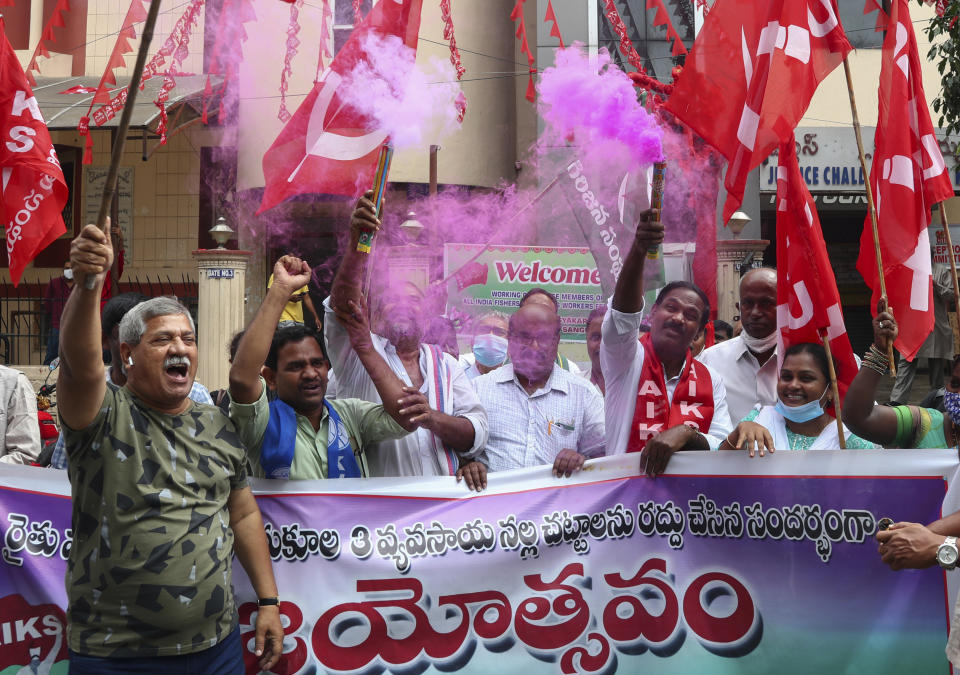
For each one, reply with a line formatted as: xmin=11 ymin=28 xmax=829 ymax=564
xmin=538 ymin=44 xmax=664 ymax=169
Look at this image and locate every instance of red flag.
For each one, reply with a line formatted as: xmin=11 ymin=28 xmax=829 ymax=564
xmin=856 ymin=0 xmax=954 ymax=362
xmin=454 ymin=260 xmax=488 ymax=291
xmin=775 ymin=140 xmax=858 ymax=408
xmin=258 ymin=0 xmax=424 ymax=213
xmin=0 ymin=19 xmax=68 ymax=285
xmin=664 ymin=0 xmax=851 ymax=222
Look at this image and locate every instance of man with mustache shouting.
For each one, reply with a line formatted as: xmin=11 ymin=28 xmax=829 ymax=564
xmin=58 ymin=223 xmax=282 ymax=672
xmin=229 ymin=255 xmax=414 ymax=480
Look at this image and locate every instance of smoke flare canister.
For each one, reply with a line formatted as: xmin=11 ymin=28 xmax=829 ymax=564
xmin=357 ymin=143 xmax=394 ymax=254
xmin=646 ymin=161 xmax=666 ymax=260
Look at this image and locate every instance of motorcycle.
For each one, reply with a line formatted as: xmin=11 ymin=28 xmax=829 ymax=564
xmin=35 ymin=358 xmax=59 ymax=465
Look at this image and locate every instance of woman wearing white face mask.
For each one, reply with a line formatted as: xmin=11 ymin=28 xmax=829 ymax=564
xmin=459 ymin=312 xmax=510 ymax=380
xmin=720 ymin=342 xmax=877 ymax=455
xmin=844 ymin=307 xmax=960 ymax=449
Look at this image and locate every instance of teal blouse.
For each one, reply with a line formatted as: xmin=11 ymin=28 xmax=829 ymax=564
xmin=742 ymin=408 xmax=878 ymax=450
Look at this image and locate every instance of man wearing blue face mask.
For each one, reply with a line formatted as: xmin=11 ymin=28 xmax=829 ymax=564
xmin=459 ymin=312 xmax=510 ymax=379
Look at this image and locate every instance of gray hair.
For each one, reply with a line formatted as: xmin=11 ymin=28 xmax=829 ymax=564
xmin=118 ymin=296 xmax=196 ymax=346
xmin=473 ymin=311 xmax=509 ymax=333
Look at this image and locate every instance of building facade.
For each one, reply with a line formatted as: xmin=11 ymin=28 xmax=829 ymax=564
xmin=6 ymin=0 xmax=957 ymax=365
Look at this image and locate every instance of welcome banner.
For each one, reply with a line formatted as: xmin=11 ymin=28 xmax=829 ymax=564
xmin=443 ymin=243 xmax=605 ymax=343
xmin=1 ymin=450 xmax=959 ymax=674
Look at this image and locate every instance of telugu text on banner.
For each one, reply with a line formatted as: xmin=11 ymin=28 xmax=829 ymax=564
xmin=0 ymin=451 xmax=957 ymax=673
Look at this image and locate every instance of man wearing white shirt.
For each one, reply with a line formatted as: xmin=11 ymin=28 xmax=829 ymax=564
xmin=698 ymin=268 xmax=778 ymax=424
xmin=519 ymin=288 xmax=585 ymax=376
xmin=601 ymin=209 xmax=732 ymax=476
xmin=474 ymin=303 xmax=605 ymax=476
xmin=325 ymin=191 xmax=489 ymax=487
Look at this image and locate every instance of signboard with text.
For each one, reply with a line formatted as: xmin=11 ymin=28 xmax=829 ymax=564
xmin=444 ymin=244 xmax=605 ymax=342
xmin=760 ymin=127 xmax=960 ymax=194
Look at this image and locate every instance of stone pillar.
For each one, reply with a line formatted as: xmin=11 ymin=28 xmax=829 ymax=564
xmin=192 ymin=249 xmax=251 ymax=391
xmin=716 ymin=239 xmax=769 ymax=324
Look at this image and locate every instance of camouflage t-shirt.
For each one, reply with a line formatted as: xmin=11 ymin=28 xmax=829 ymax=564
xmin=62 ymin=383 xmax=249 ymax=657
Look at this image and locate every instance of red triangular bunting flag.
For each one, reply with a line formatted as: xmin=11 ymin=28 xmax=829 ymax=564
xmin=544 ymin=0 xmax=564 ymax=48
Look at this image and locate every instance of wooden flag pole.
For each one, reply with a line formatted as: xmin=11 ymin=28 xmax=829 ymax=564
xmin=84 ymin=0 xmax=162 ymax=290
xmin=842 ymin=57 xmax=896 ymax=376
xmin=821 ymin=332 xmax=847 ymax=450
xmin=938 ymin=202 xmax=960 ymax=332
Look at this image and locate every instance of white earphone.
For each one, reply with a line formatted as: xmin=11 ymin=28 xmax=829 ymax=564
xmin=127 ymin=356 xmax=134 ymax=367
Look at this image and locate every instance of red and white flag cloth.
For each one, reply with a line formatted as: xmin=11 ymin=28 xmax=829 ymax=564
xmin=775 ymin=140 xmax=858 ymax=408
xmin=0 ymin=18 xmax=67 ymax=286
xmin=664 ymin=0 xmax=851 ymax=222
xmin=855 ymin=0 xmax=954 ymax=361
xmin=258 ymin=0 xmax=424 ymax=213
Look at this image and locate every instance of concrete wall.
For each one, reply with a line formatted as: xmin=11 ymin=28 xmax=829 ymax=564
xmin=238 ymin=0 xmax=521 ymax=191
xmin=16 ymin=0 xmax=205 ymax=77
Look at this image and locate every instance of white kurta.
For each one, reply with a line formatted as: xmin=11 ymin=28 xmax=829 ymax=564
xmin=324 ymin=299 xmax=488 ymax=477
xmin=600 ymin=304 xmax=732 ymax=455
xmin=0 ymin=365 xmax=40 ymax=464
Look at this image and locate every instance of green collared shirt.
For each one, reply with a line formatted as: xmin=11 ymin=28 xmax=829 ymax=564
xmin=230 ymin=380 xmax=407 ymax=479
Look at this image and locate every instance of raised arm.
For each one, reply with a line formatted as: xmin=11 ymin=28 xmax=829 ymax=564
xmin=57 ymin=224 xmax=112 ymax=431
xmin=335 ymin=296 xmax=417 ymax=431
xmin=329 ymin=190 xmax=379 ymax=317
xmin=612 ymin=208 xmax=662 ymax=313
xmin=230 ymin=256 xmax=311 ymax=405
xmin=842 ymin=305 xmax=899 ymax=446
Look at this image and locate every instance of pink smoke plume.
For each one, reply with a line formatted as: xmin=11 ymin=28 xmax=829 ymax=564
xmin=538 ymin=44 xmax=663 ymax=167
xmin=338 ymin=33 xmax=463 ymax=149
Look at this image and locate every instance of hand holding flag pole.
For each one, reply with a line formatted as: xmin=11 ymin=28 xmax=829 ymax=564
xmin=842 ymin=56 xmax=895 ymax=376
xmin=357 ymin=143 xmax=393 ymax=253
xmin=83 ymin=0 xmax=162 ymax=290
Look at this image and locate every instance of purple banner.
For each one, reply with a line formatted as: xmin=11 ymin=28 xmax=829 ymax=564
xmin=0 ymin=450 xmax=957 ymax=673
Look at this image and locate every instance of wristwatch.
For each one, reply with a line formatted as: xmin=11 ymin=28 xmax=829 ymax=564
xmin=937 ymin=537 xmax=959 ymax=570
xmin=258 ymin=597 xmax=280 ymax=607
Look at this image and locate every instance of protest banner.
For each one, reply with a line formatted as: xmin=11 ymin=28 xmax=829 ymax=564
xmin=0 ymin=450 xmax=958 ymax=673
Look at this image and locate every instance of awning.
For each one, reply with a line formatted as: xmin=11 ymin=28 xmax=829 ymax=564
xmin=32 ymin=75 xmax=223 ymax=131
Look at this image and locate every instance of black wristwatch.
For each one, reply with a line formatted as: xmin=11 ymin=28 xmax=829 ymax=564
xmin=258 ymin=597 xmax=280 ymax=607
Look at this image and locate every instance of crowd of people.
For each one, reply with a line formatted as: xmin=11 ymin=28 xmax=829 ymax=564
xmin=4 ymin=201 xmax=960 ymax=667
xmin=5 ymin=202 xmax=960 ymax=481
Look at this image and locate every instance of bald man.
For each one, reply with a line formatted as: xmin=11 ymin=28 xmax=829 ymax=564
xmin=699 ymin=268 xmax=779 ymax=423
xmin=473 ymin=303 xmax=605 ymax=477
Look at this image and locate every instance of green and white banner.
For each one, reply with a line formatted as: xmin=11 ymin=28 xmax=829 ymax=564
xmin=443 ymin=244 xmax=606 ymax=342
